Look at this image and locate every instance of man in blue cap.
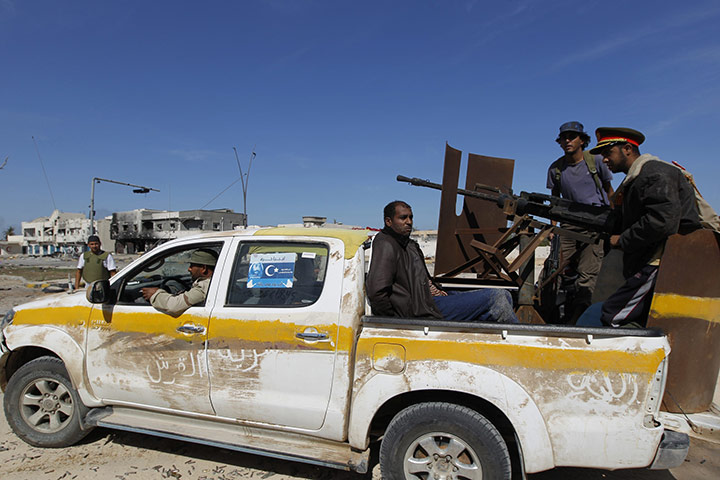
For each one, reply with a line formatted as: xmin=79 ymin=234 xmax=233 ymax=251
xmin=546 ymin=121 xmax=614 ymax=323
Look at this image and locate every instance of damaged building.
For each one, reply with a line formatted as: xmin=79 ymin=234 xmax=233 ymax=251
xmin=21 ymin=210 xmax=113 ymax=256
xmin=111 ymin=208 xmax=246 ymax=253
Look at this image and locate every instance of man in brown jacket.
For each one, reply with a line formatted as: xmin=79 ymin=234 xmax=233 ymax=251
xmin=366 ymin=201 xmax=517 ymax=323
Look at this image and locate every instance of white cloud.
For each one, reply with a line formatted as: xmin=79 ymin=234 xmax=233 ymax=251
xmin=551 ymin=3 xmax=720 ymax=70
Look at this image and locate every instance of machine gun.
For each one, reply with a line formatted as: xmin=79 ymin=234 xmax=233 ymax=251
xmin=396 ymin=175 xmax=614 ymax=235
xmin=397 ymin=173 xmax=616 ymax=324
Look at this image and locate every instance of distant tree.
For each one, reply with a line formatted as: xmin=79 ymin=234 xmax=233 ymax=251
xmin=4 ymin=226 xmax=15 ymax=240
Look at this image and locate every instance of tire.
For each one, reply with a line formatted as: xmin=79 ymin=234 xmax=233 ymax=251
xmin=380 ymin=402 xmax=511 ymax=480
xmin=3 ymin=356 xmax=92 ymax=447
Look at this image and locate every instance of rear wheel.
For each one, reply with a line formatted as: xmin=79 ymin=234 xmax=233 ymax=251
xmin=3 ymin=356 xmax=91 ymax=447
xmin=380 ymin=402 xmax=511 ymax=480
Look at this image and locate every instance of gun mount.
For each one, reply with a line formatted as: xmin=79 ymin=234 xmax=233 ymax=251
xmin=398 ymin=144 xmax=615 ymax=324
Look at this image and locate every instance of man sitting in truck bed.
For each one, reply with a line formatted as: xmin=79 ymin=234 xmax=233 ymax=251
xmin=367 ymin=200 xmax=518 ymax=323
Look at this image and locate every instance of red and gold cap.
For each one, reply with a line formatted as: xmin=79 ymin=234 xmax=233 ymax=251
xmin=589 ymin=127 xmax=645 ymax=154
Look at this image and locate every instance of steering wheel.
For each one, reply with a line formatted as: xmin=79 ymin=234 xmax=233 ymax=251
xmin=159 ymin=277 xmax=187 ymax=295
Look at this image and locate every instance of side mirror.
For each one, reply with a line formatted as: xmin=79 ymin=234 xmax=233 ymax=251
xmin=86 ymin=280 xmax=113 ymax=304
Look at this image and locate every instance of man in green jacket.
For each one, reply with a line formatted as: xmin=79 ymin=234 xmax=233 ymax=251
xmin=75 ymin=235 xmax=116 ymax=289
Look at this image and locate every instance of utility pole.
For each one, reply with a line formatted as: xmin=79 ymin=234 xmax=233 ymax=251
xmin=233 ymin=146 xmax=257 ymax=227
xmin=89 ymin=177 xmax=160 ymax=234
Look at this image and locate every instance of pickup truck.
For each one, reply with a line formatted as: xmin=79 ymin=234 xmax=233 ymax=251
xmin=0 ymin=227 xmax=688 ymax=479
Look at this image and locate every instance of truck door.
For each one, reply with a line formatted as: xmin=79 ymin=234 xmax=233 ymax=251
xmin=207 ymin=237 xmax=343 ymax=430
xmin=85 ymin=241 xmax=227 ymax=414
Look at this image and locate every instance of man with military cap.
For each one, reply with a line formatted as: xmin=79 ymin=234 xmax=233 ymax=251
xmin=546 ymin=121 xmax=614 ymax=323
xmin=588 ymin=127 xmax=701 ymax=327
xmin=141 ymin=248 xmax=218 ymax=317
xmin=75 ymin=235 xmax=117 ymax=289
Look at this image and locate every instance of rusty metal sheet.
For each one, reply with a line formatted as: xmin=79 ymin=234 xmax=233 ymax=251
xmin=434 ymin=144 xmax=514 ymax=276
xmin=647 ymin=229 xmax=720 ymax=413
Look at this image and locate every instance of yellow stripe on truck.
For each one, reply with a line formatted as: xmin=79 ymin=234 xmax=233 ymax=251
xmin=357 ymin=336 xmax=665 ymax=374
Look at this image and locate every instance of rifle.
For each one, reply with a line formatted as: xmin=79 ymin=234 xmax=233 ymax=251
xmin=396 ymin=175 xmax=614 ymax=235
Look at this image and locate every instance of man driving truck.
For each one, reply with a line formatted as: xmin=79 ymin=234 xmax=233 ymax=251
xmin=141 ymin=248 xmax=218 ymax=317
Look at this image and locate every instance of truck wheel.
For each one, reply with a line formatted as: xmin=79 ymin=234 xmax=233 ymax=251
xmin=380 ymin=402 xmax=511 ymax=480
xmin=3 ymin=356 xmax=91 ymax=447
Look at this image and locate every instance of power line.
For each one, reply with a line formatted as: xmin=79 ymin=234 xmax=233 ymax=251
xmin=32 ymin=136 xmax=57 ymax=210
xmin=200 ymin=176 xmax=243 ymax=210
xmin=201 ymin=146 xmax=257 ymax=226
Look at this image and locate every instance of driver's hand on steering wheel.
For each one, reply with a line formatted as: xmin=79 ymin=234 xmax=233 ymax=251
xmin=141 ymin=287 xmax=160 ymax=301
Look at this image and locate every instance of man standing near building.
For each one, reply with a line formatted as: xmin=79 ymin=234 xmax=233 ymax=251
xmin=547 ymin=121 xmax=614 ymax=323
xmin=588 ymin=127 xmax=701 ymax=327
xmin=75 ymin=235 xmax=116 ymax=289
xmin=141 ymin=249 xmax=217 ymax=317
xmin=366 ymin=201 xmax=518 ymax=323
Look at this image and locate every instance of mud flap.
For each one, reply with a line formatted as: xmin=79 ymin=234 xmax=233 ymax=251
xmin=648 ymin=430 xmax=689 ymax=470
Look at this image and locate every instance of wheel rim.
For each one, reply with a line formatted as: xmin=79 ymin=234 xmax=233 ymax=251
xmin=19 ymin=376 xmax=74 ymax=434
xmin=403 ymin=432 xmax=482 ymax=480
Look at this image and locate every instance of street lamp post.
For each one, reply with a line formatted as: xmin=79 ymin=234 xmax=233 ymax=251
xmin=233 ymin=147 xmax=256 ymax=227
xmin=89 ymin=177 xmax=160 ymax=234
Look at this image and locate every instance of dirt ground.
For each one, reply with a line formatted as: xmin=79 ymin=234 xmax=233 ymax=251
xmin=0 ymin=405 xmax=717 ymax=480
xmin=1 ymin=258 xmax=718 ymax=479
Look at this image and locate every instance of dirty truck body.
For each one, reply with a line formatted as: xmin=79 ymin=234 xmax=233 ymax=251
xmin=0 ymin=228 xmax=684 ymax=477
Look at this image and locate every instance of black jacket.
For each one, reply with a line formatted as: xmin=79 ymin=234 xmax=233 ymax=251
xmin=366 ymin=228 xmax=442 ymax=318
xmin=614 ymin=157 xmax=701 ymax=277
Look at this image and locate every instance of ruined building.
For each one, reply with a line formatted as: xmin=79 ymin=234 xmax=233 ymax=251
xmin=21 ymin=210 xmax=113 ymax=256
xmin=111 ymin=208 xmax=246 ymax=253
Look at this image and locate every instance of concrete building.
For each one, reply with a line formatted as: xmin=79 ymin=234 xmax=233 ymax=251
xmin=111 ymin=208 xmax=246 ymax=253
xmin=0 ymin=234 xmax=24 ymax=256
xmin=412 ymin=229 xmax=438 ymax=260
xmin=279 ymin=216 xmax=361 ymax=229
xmin=20 ymin=210 xmax=114 ymax=256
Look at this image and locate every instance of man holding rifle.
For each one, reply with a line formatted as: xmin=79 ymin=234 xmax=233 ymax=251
xmin=546 ymin=121 xmax=614 ymax=323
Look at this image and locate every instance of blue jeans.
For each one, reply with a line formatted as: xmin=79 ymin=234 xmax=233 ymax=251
xmin=433 ymin=289 xmax=518 ymax=323
xmin=575 ymin=302 xmax=604 ymax=327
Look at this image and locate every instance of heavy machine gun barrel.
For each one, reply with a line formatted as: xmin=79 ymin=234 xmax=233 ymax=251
xmin=397 ymin=175 xmax=614 ymax=234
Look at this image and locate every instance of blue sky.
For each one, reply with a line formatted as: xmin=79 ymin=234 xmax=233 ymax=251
xmin=2 ymin=0 xmax=719 ymax=232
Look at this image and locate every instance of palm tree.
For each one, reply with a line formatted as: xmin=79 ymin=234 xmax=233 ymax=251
xmin=4 ymin=226 xmax=15 ymax=240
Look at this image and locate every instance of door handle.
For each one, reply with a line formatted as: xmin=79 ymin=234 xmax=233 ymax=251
xmin=177 ymin=324 xmax=206 ymax=334
xmin=296 ymin=329 xmax=329 ymax=341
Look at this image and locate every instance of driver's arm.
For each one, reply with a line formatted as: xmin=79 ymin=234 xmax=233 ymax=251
xmin=145 ymin=289 xmax=194 ymax=317
xmin=141 ymin=287 xmax=159 ymax=301
xmin=144 ymin=278 xmax=210 ymax=317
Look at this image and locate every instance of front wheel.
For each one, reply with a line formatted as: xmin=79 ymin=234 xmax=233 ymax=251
xmin=380 ymin=402 xmax=511 ymax=480
xmin=3 ymin=356 xmax=92 ymax=447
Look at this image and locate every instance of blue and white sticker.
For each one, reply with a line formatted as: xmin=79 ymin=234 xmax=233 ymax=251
xmin=248 ymin=252 xmax=296 ymax=288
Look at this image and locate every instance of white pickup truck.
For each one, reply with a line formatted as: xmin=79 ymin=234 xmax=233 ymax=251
xmin=0 ymin=227 xmax=688 ymax=479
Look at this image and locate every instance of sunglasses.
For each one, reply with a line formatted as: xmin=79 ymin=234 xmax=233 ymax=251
xmin=558 ymin=132 xmax=580 ymax=141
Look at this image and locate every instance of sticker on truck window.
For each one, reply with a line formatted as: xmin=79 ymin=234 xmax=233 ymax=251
xmin=248 ymin=252 xmax=296 ymax=288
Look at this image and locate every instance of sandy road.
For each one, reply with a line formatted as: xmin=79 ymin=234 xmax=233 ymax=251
xmin=1 ymin=404 xmax=718 ymax=480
